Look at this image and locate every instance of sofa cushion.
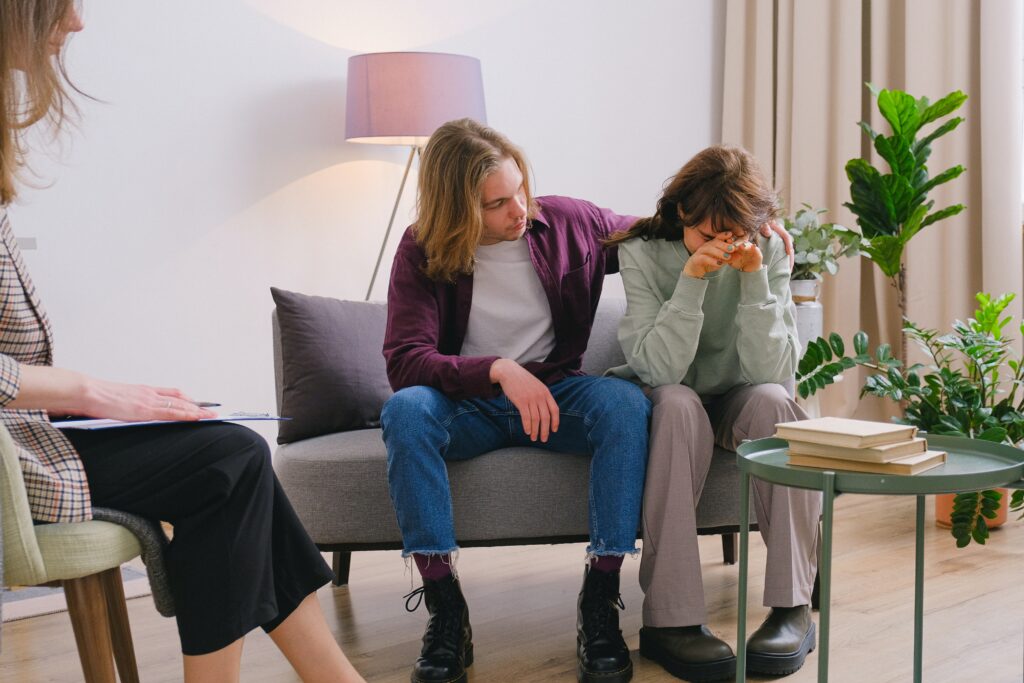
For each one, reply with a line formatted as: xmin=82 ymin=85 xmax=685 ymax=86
xmin=273 ymin=427 xmax=753 ymax=545
xmin=270 ymin=287 xmax=393 ymax=443
xmin=270 ymin=292 xmax=633 ymax=444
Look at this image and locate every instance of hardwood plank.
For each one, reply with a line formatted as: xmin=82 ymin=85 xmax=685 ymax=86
xmin=2 ymin=494 xmax=1021 ymax=681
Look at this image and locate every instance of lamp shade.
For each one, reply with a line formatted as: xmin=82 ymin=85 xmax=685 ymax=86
xmin=345 ymin=52 xmax=486 ymax=146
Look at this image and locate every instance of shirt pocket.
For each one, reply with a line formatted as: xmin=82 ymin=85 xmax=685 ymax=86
xmin=563 ymin=248 xmax=593 ymax=279
xmin=560 ymin=250 xmax=596 ymax=333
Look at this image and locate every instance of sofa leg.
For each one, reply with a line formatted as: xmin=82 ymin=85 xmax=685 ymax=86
xmin=332 ymin=551 xmax=352 ymax=586
xmin=721 ymin=533 xmax=737 ymax=565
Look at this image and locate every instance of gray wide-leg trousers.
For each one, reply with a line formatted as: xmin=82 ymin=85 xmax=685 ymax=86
xmin=639 ymin=383 xmax=821 ymax=628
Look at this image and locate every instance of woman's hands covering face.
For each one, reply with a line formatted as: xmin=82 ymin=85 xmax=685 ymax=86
xmin=681 ymin=233 xmax=762 ymax=279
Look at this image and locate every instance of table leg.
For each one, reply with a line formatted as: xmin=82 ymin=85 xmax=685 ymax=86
xmin=737 ymin=469 xmax=751 ymax=683
xmin=818 ymin=471 xmax=835 ymax=683
xmin=914 ymin=495 xmax=925 ymax=683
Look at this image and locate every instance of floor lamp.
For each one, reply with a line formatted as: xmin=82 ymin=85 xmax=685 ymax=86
xmin=345 ymin=52 xmax=487 ymax=301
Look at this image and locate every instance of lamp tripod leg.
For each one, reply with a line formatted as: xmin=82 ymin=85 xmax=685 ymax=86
xmin=366 ymin=145 xmax=418 ymax=301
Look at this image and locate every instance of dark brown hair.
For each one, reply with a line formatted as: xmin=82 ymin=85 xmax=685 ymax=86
xmin=605 ymin=145 xmax=779 ymax=246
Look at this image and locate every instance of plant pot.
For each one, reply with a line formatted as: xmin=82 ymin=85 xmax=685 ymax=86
xmin=790 ymin=277 xmax=821 ymax=303
xmin=934 ymin=489 xmax=1010 ymax=529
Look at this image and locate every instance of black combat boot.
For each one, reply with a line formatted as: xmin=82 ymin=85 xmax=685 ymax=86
xmin=405 ymin=574 xmax=473 ymax=683
xmin=577 ymin=566 xmax=633 ymax=683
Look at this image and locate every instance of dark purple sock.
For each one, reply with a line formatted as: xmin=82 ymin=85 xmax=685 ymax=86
xmin=414 ymin=553 xmax=453 ymax=581
xmin=590 ymin=554 xmax=623 ymax=574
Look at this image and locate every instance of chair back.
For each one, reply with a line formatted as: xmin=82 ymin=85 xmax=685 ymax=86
xmin=0 ymin=423 xmax=47 ymax=585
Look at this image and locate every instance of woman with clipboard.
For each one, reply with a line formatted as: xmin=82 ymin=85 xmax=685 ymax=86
xmin=0 ymin=2 xmax=364 ymax=681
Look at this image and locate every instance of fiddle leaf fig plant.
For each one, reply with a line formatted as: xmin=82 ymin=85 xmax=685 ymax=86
xmin=796 ymin=292 xmax=1024 ymax=546
xmin=845 ymin=85 xmax=967 ymax=289
xmin=785 ymin=204 xmax=861 ymax=281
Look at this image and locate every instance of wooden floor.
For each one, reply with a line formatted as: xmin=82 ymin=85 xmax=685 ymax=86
xmin=2 ymin=494 xmax=1022 ymax=682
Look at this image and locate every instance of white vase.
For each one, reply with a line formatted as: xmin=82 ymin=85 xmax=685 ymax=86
xmin=791 ymin=277 xmax=821 ymax=303
xmin=795 ymin=301 xmax=823 ymax=351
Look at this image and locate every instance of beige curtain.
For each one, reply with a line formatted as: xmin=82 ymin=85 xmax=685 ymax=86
xmin=722 ymin=0 xmax=1023 ymax=419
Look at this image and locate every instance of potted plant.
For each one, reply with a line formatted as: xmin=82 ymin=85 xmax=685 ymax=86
xmin=796 ymin=292 xmax=1024 ymax=547
xmin=844 ymin=85 xmax=967 ymax=362
xmin=786 ymin=204 xmax=861 ymax=303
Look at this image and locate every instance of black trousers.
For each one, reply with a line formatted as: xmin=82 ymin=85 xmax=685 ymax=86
xmin=63 ymin=422 xmax=334 ymax=655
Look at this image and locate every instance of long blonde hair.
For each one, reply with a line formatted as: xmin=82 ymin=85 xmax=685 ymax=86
xmin=605 ymin=145 xmax=779 ymax=246
xmin=415 ymin=118 xmax=536 ymax=282
xmin=0 ymin=0 xmax=79 ymax=205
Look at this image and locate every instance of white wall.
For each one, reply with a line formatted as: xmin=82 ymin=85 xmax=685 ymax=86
xmin=8 ymin=0 xmax=724 ymax=443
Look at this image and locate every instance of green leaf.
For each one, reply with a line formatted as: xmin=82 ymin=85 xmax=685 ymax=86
xmin=976 ymin=426 xmax=1007 ymax=443
xmin=874 ymin=134 xmax=915 ymax=178
xmin=828 ymin=333 xmax=845 ymax=356
xmin=861 ymin=234 xmax=904 ymax=277
xmin=971 ymin=517 xmax=989 ymax=545
xmin=845 ymin=159 xmax=897 ymax=238
xmin=920 ymin=204 xmax=965 ymax=230
xmin=900 ymin=204 xmax=930 ymax=241
xmin=916 ymin=165 xmax=966 ymax=201
xmin=859 ymin=121 xmax=880 ymax=140
xmin=913 ymin=116 xmax=964 ymax=164
xmin=798 ymin=343 xmax=822 ymax=375
xmin=816 ymin=338 xmax=834 ymax=362
xmin=919 ymin=90 xmax=967 ymax=125
xmin=886 ymin=174 xmax=917 ymax=224
xmin=797 ymin=380 xmax=811 ymax=399
xmin=854 ymin=330 xmax=869 ymax=356
xmin=877 ymin=89 xmax=921 ymax=139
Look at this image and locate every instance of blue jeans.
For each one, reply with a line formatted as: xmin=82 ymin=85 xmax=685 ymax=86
xmin=380 ymin=375 xmax=650 ymax=558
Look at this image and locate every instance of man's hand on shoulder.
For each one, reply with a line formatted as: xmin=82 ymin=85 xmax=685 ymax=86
xmin=759 ymin=220 xmax=794 ymax=270
xmin=490 ymin=358 xmax=560 ymax=443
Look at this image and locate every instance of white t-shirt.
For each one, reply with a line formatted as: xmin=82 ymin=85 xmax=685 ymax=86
xmin=459 ymin=237 xmax=556 ymax=364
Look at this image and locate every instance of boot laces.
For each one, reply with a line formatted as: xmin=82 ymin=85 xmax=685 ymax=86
xmin=582 ymin=590 xmax=626 ymax=645
xmin=405 ymin=583 xmax=465 ymax=657
xmin=404 ymin=586 xmax=425 ymax=612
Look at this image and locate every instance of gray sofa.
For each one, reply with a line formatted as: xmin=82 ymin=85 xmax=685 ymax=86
xmin=270 ymin=290 xmax=755 ymax=585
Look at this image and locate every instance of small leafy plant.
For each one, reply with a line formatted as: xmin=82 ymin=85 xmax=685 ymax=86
xmin=796 ymin=292 xmax=1024 ymax=546
xmin=785 ymin=204 xmax=861 ymax=281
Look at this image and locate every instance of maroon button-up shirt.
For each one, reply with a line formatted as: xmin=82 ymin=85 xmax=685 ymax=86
xmin=383 ymin=195 xmax=637 ymax=400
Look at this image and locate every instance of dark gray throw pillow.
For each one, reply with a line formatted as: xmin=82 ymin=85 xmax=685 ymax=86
xmin=270 ymin=287 xmax=393 ymax=444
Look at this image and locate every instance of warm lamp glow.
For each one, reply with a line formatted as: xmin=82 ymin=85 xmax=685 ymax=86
xmin=345 ymin=51 xmax=487 ymax=301
xmin=345 ymin=52 xmax=486 ymax=145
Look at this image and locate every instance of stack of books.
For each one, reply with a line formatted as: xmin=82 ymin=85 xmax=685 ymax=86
xmin=775 ymin=416 xmax=947 ymax=475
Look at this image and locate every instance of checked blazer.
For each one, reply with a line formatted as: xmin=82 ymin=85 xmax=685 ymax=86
xmin=0 ymin=208 xmax=91 ymax=523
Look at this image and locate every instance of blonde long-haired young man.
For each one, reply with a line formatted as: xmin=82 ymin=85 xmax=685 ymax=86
xmin=380 ymin=118 xmax=652 ymax=683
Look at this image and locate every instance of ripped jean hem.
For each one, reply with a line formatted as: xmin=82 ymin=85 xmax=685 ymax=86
xmin=401 ymin=545 xmax=460 ymax=559
xmin=584 ymin=545 xmax=641 ymax=562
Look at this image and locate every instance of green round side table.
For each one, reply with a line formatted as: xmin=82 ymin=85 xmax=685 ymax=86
xmin=734 ymin=434 xmax=1024 ymax=683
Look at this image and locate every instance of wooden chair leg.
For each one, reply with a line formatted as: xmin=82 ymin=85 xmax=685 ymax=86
xmin=332 ymin=551 xmax=352 ymax=586
xmin=721 ymin=533 xmax=737 ymax=565
xmin=64 ymin=573 xmax=117 ymax=683
xmin=101 ymin=567 xmax=140 ymax=683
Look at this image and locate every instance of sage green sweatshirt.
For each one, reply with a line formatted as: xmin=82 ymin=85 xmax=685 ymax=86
xmin=606 ymin=233 xmax=800 ymax=398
